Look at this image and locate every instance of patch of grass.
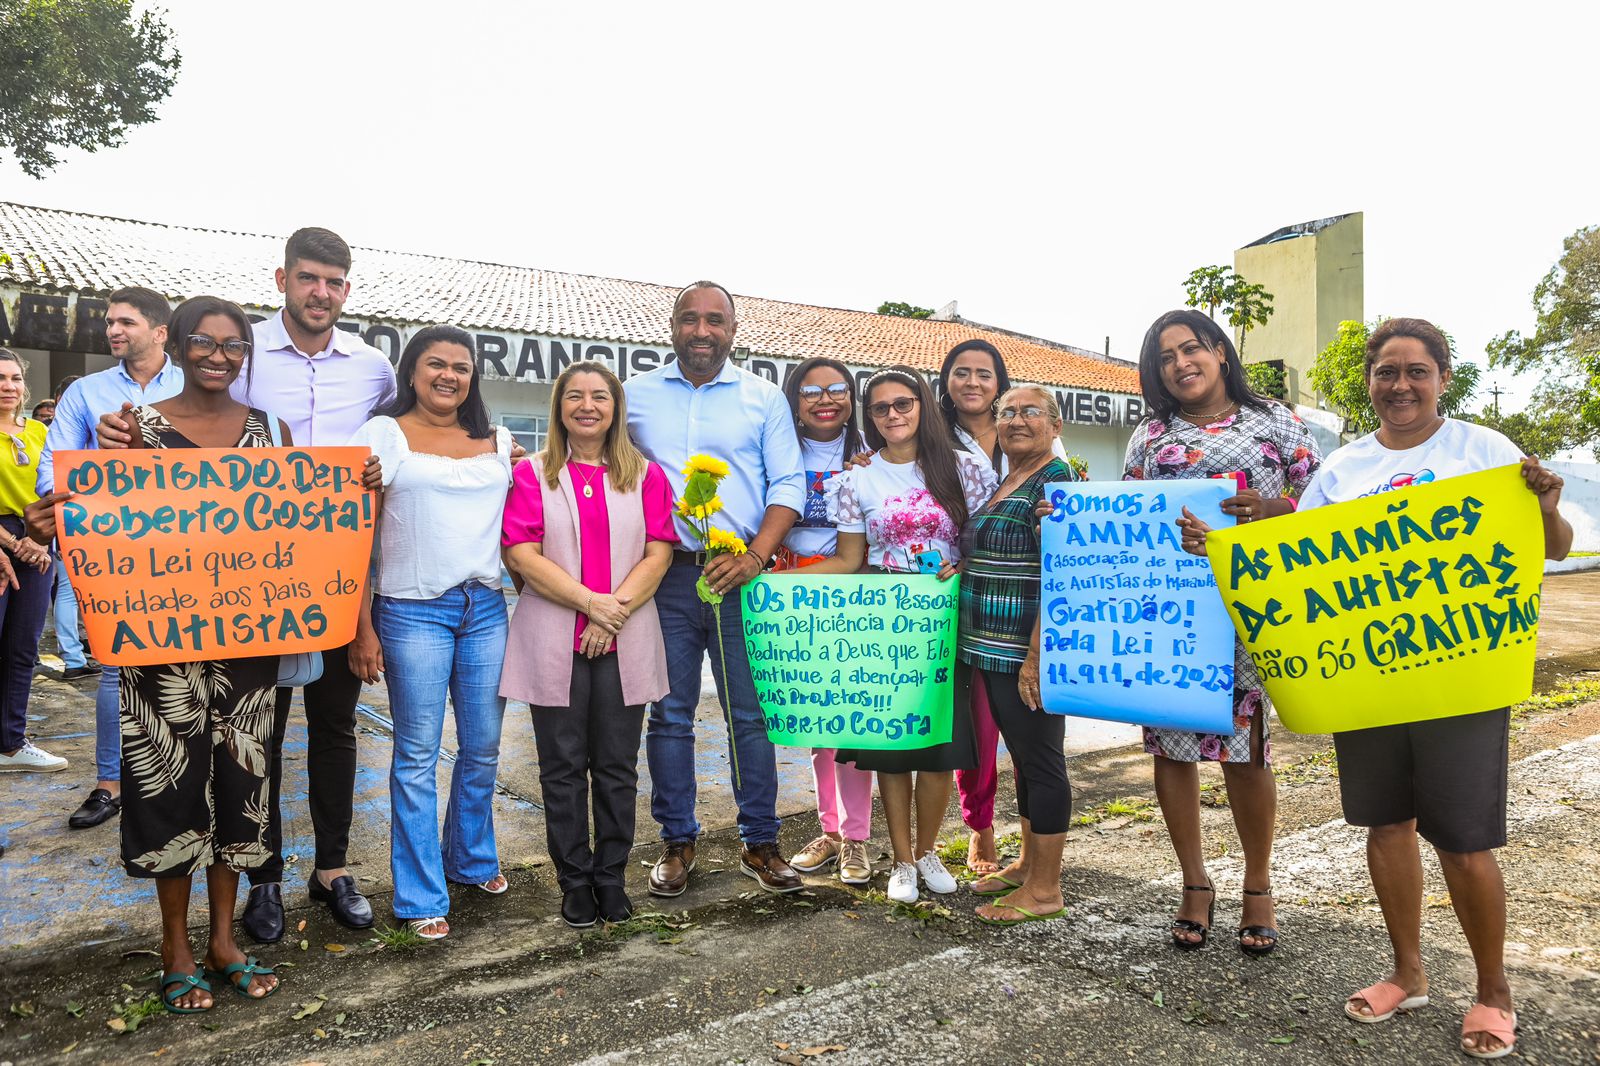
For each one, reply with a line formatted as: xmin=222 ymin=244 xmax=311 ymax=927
xmin=848 ymin=887 xmax=958 ymax=927
xmin=108 ymin=992 xmax=163 ymax=1033
xmin=1277 ymin=748 xmax=1338 ymax=785
xmin=1511 ymin=676 xmax=1600 ymax=724
xmin=1074 ymin=795 xmax=1156 ymax=827
xmin=595 ymin=911 xmax=693 ymax=944
xmin=368 ymin=923 xmax=426 ymax=951
xmin=935 ymin=837 xmax=968 ymax=866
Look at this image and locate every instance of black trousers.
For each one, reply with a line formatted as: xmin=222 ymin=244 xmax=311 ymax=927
xmin=977 ymin=665 xmax=1072 ymax=834
xmin=249 ymin=640 xmax=364 ymax=885
xmin=530 ymin=652 xmax=646 ymax=891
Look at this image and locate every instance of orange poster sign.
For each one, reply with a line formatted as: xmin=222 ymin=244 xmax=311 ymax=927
xmin=54 ymin=447 xmax=375 ymax=666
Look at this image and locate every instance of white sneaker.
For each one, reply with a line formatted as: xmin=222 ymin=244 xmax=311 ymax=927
xmin=886 ymin=861 xmax=919 ymax=903
xmin=0 ymin=740 xmax=68 ymax=773
xmin=916 ymin=851 xmax=958 ymax=894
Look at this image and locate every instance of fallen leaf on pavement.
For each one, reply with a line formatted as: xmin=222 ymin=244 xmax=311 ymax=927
xmin=106 ymin=1017 xmax=128 ymax=1032
xmin=297 ymin=920 xmax=308 ymax=932
xmin=800 ymin=1045 xmax=846 ymax=1056
xmin=325 ymin=944 xmax=346 ymax=953
xmin=291 ymin=1000 xmax=324 ymax=1020
xmin=120 ymin=949 xmax=161 ymax=959
xmin=774 ymin=1042 xmax=790 ymax=1049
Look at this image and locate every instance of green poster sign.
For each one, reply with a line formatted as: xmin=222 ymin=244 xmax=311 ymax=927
xmin=741 ymin=573 xmax=958 ymax=749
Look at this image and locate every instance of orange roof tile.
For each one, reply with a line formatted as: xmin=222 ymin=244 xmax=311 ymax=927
xmin=0 ymin=201 xmax=1139 ymax=395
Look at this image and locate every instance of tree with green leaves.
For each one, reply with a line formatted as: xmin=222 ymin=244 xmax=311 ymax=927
xmin=1227 ymin=280 xmax=1274 ymax=356
xmin=1182 ymin=264 xmax=1276 ymax=354
xmin=1308 ymin=319 xmax=1481 ymax=436
xmin=1465 ymin=406 xmax=1581 ymax=458
xmin=1182 ymin=265 xmax=1233 ymax=321
xmin=876 ymin=301 xmax=933 ymax=319
xmin=1487 ymin=224 xmax=1600 ymax=457
xmin=0 ymin=0 xmax=181 ymax=178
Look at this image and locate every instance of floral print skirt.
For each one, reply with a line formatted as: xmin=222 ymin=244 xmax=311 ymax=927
xmin=119 ymin=656 xmax=280 ymax=878
xmin=1142 ymin=639 xmax=1271 ymax=766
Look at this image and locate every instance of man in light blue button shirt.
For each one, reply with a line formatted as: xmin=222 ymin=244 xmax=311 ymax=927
xmin=625 ymin=281 xmax=804 ymax=895
xmin=36 ymin=286 xmax=183 ymax=831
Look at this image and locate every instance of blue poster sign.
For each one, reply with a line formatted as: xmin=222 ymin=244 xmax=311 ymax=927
xmin=1038 ymin=480 xmax=1236 ymax=733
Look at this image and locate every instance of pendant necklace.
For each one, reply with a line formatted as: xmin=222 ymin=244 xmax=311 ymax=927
xmin=572 ymin=457 xmax=604 ymax=498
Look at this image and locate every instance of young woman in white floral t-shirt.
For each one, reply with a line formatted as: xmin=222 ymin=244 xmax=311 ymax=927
xmin=807 ymin=366 xmax=996 ymax=903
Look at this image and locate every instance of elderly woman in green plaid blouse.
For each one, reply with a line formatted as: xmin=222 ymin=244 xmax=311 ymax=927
xmin=960 ymin=385 xmax=1079 ymax=925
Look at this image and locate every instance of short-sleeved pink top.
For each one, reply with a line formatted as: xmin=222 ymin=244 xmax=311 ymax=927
xmin=502 ymin=460 xmax=677 ymax=651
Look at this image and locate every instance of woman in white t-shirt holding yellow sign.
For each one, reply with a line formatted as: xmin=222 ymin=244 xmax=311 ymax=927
xmin=1193 ymin=318 xmax=1570 ymax=1061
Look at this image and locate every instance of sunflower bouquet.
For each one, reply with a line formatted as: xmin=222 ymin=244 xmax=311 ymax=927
xmin=676 ymin=453 xmax=748 ymax=605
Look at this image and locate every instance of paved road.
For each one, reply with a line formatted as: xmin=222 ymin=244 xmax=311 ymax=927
xmin=2 ymin=574 xmax=1598 ymax=1064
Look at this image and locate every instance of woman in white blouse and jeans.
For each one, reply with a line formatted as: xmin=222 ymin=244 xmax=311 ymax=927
xmin=349 ymin=326 xmax=514 ymax=940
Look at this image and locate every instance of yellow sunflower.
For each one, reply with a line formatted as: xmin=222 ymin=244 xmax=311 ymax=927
xmin=705 ymin=527 xmax=748 ymax=555
xmin=684 ymin=454 xmax=731 ymax=479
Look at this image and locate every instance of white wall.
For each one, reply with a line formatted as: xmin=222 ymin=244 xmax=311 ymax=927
xmin=1549 ymin=461 xmax=1600 ymax=553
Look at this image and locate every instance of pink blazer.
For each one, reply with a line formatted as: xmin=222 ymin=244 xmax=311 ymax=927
xmin=499 ymin=461 xmax=669 ymax=708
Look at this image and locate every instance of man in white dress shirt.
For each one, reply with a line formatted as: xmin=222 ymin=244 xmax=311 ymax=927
xmin=98 ymin=228 xmax=395 ymax=940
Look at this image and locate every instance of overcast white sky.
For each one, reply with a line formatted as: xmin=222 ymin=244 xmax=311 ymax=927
xmin=3 ymin=1 xmax=1596 ymax=415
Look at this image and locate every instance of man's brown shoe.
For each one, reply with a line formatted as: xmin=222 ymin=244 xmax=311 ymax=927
xmin=649 ymin=840 xmax=696 ymax=897
xmin=740 ymin=842 xmax=803 ymax=893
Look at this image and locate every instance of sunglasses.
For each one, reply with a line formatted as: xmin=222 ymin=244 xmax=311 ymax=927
xmin=187 ymin=335 xmax=252 ymax=358
xmin=866 ymin=396 xmax=919 ymax=419
xmin=4 ymin=434 xmax=28 ymax=467
xmin=798 ymin=383 xmax=852 ymax=402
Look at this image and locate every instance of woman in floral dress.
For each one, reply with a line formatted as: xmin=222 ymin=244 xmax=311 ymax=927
xmin=1123 ymin=309 xmax=1322 ymax=956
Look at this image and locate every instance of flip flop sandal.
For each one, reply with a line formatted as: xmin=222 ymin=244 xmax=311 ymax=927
xmin=975 ymin=903 xmax=1067 ymax=927
xmin=1343 ymin=980 xmax=1429 ymax=1023
xmin=1461 ymin=1004 xmax=1517 ymax=1060
xmin=1170 ymin=882 xmax=1214 ymax=951
xmin=969 ymin=874 xmax=1023 ymax=897
xmin=209 ymin=955 xmax=279 ymax=999
xmin=159 ymin=968 xmax=214 ymax=1014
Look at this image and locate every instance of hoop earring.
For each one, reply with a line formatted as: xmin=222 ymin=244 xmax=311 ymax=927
xmin=1221 ymin=363 xmax=1230 ymax=377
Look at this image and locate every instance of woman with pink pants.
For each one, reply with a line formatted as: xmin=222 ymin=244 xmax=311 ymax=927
xmin=776 ymin=357 xmax=874 ymax=885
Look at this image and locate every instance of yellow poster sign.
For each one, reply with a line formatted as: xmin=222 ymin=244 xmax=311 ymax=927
xmin=1205 ymin=464 xmax=1544 ymax=734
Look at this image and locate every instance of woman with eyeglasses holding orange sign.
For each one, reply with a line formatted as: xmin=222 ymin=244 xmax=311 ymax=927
xmin=0 ymin=346 xmax=57 ymax=776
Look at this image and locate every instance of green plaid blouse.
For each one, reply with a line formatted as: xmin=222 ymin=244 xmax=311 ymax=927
xmin=957 ymin=457 xmax=1077 ymax=672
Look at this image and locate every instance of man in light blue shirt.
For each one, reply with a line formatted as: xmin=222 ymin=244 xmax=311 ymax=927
xmin=625 ymin=280 xmax=804 ymax=896
xmin=36 ymin=286 xmax=183 ymax=831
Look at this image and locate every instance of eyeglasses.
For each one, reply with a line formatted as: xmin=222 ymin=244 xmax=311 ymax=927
xmin=186 ymin=335 xmax=252 ymax=358
xmin=3 ymin=434 xmax=28 ymax=467
xmin=866 ymin=396 xmax=919 ymax=419
xmin=798 ymin=383 xmax=852 ymax=402
xmin=997 ymin=405 xmax=1051 ymax=423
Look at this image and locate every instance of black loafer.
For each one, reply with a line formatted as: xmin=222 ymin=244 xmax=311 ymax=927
xmin=67 ymin=787 xmax=121 ymax=829
xmin=308 ymin=872 xmax=374 ymax=929
xmin=242 ymin=882 xmax=286 ymax=943
xmin=561 ymin=887 xmax=598 ymax=929
xmin=596 ymin=885 xmax=633 ymax=924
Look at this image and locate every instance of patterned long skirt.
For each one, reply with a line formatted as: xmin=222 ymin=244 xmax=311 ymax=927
xmin=119 ymin=656 xmax=280 ymax=878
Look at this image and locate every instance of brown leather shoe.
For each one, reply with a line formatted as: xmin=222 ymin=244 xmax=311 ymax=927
xmin=649 ymin=840 xmax=696 ymax=897
xmin=740 ymin=842 xmax=803 ymax=894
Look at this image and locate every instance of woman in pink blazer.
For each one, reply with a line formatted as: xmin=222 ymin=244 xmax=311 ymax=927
xmin=500 ymin=360 xmax=675 ymax=929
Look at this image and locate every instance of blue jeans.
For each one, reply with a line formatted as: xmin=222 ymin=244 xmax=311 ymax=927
xmin=647 ymin=562 xmax=779 ymax=845
xmin=373 ymin=582 xmax=507 ymax=919
xmin=53 ymin=557 xmax=86 ymax=669
xmin=95 ymin=665 xmax=119 ymax=781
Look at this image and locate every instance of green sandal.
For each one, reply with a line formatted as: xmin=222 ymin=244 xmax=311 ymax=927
xmin=969 ymin=873 xmax=1024 ymax=897
xmin=208 ymin=955 xmax=279 ymax=999
xmin=976 ymin=903 xmax=1067 ymax=927
xmin=159 ymin=968 xmax=214 ymax=1014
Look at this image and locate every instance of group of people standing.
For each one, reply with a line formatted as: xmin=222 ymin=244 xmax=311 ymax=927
xmin=0 ymin=232 xmax=1570 ymax=1061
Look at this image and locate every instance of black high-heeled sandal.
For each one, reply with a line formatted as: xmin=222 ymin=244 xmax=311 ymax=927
xmin=1170 ymin=881 xmax=1214 ymax=950
xmin=1237 ymin=887 xmax=1279 ymax=957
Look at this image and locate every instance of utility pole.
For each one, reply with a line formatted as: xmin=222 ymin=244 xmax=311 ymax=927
xmin=1489 ymin=385 xmax=1503 ymax=417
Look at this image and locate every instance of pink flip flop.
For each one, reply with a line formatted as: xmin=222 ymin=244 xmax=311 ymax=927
xmin=1461 ymin=1004 xmax=1517 ymax=1060
xmin=1344 ymin=980 xmax=1430 ymax=1023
